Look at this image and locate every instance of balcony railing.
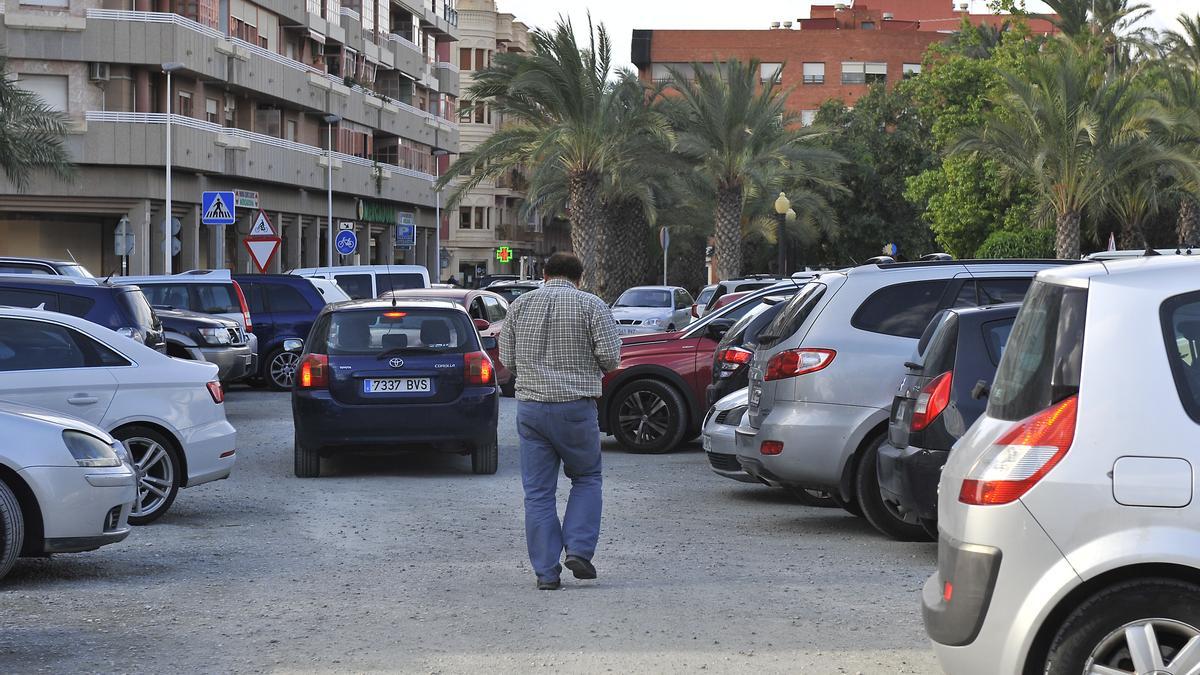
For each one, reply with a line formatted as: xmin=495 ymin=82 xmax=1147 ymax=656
xmin=86 ymin=8 xmax=225 ymax=40
xmin=84 ymin=111 xmax=437 ymax=181
xmin=436 ymin=61 xmax=458 ymax=72
xmin=231 ymin=36 xmax=323 ymax=74
xmin=388 ymin=32 xmax=419 ymax=52
xmin=339 ymin=7 xmax=359 ymax=20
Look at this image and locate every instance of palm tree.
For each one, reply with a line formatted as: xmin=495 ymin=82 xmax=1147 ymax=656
xmin=1165 ymin=13 xmax=1200 ymax=71
xmin=0 ymin=51 xmax=75 ymax=191
xmin=662 ymin=59 xmax=842 ymax=279
xmin=955 ymin=43 xmax=1196 ymax=258
xmin=1164 ymin=14 xmax=1200 ymax=246
xmin=436 ymin=17 xmax=668 ymax=294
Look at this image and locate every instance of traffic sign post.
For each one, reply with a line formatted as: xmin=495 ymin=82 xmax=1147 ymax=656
xmin=201 ymin=191 xmax=236 ymax=226
xmin=660 ymin=227 xmax=670 ymax=285
xmin=335 ymin=229 xmax=358 ymax=256
xmin=243 ymin=210 xmax=281 ymax=273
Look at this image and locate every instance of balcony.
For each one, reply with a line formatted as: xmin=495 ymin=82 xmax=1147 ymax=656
xmin=82 ymin=112 xmax=442 ymax=206
xmin=435 ymin=61 xmax=459 ymax=97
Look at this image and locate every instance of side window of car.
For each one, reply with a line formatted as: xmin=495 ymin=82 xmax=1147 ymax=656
xmin=674 ymin=289 xmax=691 ymax=309
xmin=333 ymin=274 xmax=373 ymax=300
xmin=468 ymin=297 xmax=487 ymax=320
xmin=483 ymin=296 xmax=507 ymax=322
xmin=981 ymin=318 xmax=1016 ymax=367
xmin=978 ymin=277 xmax=1032 ymax=305
xmin=0 ymin=318 xmax=89 ymax=371
xmin=266 ymin=284 xmax=312 ymax=313
xmin=851 ymin=280 xmax=951 ymax=339
xmin=0 ymin=288 xmax=59 ymax=311
xmin=0 ymin=264 xmax=51 ymax=275
xmin=55 ymin=293 xmax=96 ymax=318
xmin=1160 ymin=292 xmax=1200 ymax=423
xmin=245 ymin=284 xmax=268 ymax=315
xmin=950 ymin=282 xmax=977 ymax=308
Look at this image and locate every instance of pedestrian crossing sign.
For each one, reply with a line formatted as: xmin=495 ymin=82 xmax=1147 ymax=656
xmin=201 ymin=191 xmax=236 ymax=225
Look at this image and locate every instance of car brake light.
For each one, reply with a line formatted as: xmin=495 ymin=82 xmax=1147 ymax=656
xmin=206 ymin=381 xmax=225 ymax=404
xmin=232 ymin=281 xmax=253 ymax=333
xmin=958 ymin=395 xmax=1078 ymax=506
xmin=464 ymin=351 xmax=494 ymax=386
xmin=760 ymin=440 xmax=783 ymax=455
xmin=298 ymin=354 xmax=329 ymax=388
xmin=911 ymin=371 xmax=953 ymax=432
xmin=765 ymin=349 xmax=835 ymax=381
xmin=719 ymin=347 xmax=754 ymax=368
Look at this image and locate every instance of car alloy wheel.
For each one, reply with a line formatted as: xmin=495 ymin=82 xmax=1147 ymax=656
xmin=611 ymin=379 xmax=689 ymax=454
xmin=619 ymin=391 xmax=671 ymax=445
xmin=269 ymin=349 xmax=301 ymax=390
xmin=1084 ymin=618 xmax=1200 ymax=674
xmin=126 ymin=436 xmax=176 ymax=522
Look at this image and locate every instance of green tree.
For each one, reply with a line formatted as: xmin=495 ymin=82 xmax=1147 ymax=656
xmin=662 ymin=59 xmax=841 ymax=279
xmin=1164 ymin=14 xmax=1200 ymax=246
xmin=436 ymin=17 xmax=668 ymax=294
xmin=0 ymin=51 xmax=75 ymax=191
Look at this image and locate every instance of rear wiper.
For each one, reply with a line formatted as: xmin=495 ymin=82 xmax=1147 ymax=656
xmin=904 ymin=361 xmax=923 ymax=371
xmin=375 ymin=346 xmax=442 ymax=360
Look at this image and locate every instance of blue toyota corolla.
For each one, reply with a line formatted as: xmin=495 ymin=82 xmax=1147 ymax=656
xmin=291 ymin=299 xmax=499 ymax=477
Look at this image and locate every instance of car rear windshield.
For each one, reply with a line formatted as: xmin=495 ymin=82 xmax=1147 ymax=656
xmin=118 ymin=288 xmax=158 ymax=330
xmin=987 ymin=280 xmax=1087 ymax=421
xmin=756 ymin=283 xmax=826 ymax=348
xmin=921 ymin=313 xmax=959 ymax=376
xmin=615 ymin=289 xmax=671 ymax=308
xmin=314 ymin=309 xmax=476 ymax=356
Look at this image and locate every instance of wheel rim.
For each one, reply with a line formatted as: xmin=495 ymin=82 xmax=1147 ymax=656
xmin=271 ymin=351 xmax=300 ymax=387
xmin=125 ymin=437 xmax=174 ymax=518
xmin=1084 ymin=618 xmax=1200 ymax=674
xmin=617 ymin=390 xmax=671 ymax=445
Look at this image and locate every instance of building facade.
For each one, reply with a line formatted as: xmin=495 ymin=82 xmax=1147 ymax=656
xmin=0 ymin=0 xmax=461 ymax=277
xmin=444 ymin=0 xmax=567 ymax=287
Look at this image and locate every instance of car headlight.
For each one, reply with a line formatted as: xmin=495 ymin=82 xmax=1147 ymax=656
xmin=115 ymin=327 xmax=145 ymax=343
xmin=62 ymin=431 xmax=122 ymax=468
xmin=198 ymin=327 xmax=232 ymax=345
xmin=111 ymin=440 xmax=133 ymax=467
xmin=643 ymin=317 xmax=662 ymax=327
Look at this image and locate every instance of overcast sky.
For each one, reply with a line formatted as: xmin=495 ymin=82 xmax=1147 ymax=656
xmin=493 ymin=0 xmax=1193 ymax=72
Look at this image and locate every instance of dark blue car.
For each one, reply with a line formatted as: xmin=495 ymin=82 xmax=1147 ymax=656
xmin=234 ymin=274 xmax=330 ymax=390
xmin=291 ymin=299 xmax=499 ymax=477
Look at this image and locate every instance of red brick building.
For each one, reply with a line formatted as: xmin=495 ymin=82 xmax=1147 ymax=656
xmin=632 ymin=1 xmax=1057 ymax=119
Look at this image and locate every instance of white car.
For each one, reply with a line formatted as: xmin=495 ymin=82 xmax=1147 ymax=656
xmin=0 ymin=307 xmax=236 ymax=524
xmin=290 ymin=264 xmax=431 ymax=299
xmin=0 ymin=401 xmax=135 ymax=581
xmin=702 ymin=388 xmax=753 ymax=482
xmin=611 ymin=286 xmax=695 ymax=335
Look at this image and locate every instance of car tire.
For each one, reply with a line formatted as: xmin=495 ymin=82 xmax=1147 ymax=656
xmin=920 ymin=518 xmax=938 ymax=540
xmin=294 ymin=433 xmax=321 ymax=478
xmin=609 ymin=379 xmax=689 ymax=454
xmin=832 ymin=493 xmax=864 ymax=517
xmin=265 ymin=347 xmax=300 ymax=391
xmin=1044 ymin=578 xmax=1200 ymax=675
xmin=786 ymin=486 xmax=839 ymax=508
xmin=0 ymin=480 xmax=24 ymax=581
xmin=116 ymin=426 xmax=181 ymax=525
xmin=855 ymin=434 xmax=932 ymax=542
xmin=472 ymin=434 xmax=499 ymax=475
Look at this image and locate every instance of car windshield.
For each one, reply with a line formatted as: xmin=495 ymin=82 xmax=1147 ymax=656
xmin=319 ymin=309 xmax=474 ymax=356
xmin=56 ymin=263 xmax=94 ymax=278
xmin=988 ymin=280 xmax=1087 ymax=421
xmin=615 ymin=289 xmax=671 ymax=308
xmin=696 ymin=287 xmax=716 ymax=306
xmin=756 ymin=283 xmax=826 ymax=347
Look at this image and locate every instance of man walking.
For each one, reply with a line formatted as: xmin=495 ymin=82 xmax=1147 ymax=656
xmin=499 ymin=252 xmax=620 ymax=590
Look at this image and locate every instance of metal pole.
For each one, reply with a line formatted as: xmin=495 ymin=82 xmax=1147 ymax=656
xmin=326 ymin=122 xmax=334 ymax=268
xmin=164 ymin=69 xmax=173 ymax=275
xmin=434 ymin=159 xmax=441 ymax=283
xmin=663 ymin=240 xmax=668 ymax=286
xmin=776 ymin=212 xmax=786 ymax=276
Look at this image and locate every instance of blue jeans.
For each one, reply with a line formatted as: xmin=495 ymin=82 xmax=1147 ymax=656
xmin=517 ymin=399 xmax=603 ymax=582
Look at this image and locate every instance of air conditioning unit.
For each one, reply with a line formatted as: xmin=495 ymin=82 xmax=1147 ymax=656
xmin=88 ymin=62 xmax=110 ymax=82
xmin=783 ymin=20 xmax=793 ymax=28
xmin=959 ymin=2 xmax=969 ymax=10
xmin=770 ymin=21 xmax=781 ymax=29
xmin=882 ymin=12 xmax=894 ymax=20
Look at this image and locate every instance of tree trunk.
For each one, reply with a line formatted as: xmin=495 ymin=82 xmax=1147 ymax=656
xmin=603 ymin=199 xmax=650 ymax=299
xmin=1118 ymin=219 xmax=1147 ymax=251
xmin=566 ymin=171 xmax=606 ymax=295
xmin=1055 ymin=210 xmax=1081 ymax=260
xmin=714 ymin=184 xmax=744 ymax=280
xmin=1179 ymin=196 xmax=1200 ymax=249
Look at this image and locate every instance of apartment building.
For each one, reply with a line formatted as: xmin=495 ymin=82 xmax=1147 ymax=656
xmin=633 ymin=1 xmax=1055 ymax=123
xmin=0 ymin=0 xmax=461 ymax=277
xmin=445 ymin=0 xmax=567 ymax=287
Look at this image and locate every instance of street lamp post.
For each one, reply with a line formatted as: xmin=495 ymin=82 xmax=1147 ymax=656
xmin=162 ymin=62 xmax=185 ymax=275
xmin=324 ymin=114 xmax=341 ymax=268
xmin=431 ymin=147 xmax=450 ymax=283
xmin=774 ymin=192 xmax=790 ymax=276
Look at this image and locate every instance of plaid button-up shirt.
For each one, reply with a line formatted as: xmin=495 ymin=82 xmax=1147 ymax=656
xmin=498 ymin=279 xmax=621 ymax=403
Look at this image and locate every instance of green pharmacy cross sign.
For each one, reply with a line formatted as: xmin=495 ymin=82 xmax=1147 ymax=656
xmin=496 ymin=246 xmax=513 ymax=263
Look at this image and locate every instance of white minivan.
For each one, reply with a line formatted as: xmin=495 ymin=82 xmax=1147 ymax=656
xmin=290 ymin=265 xmax=430 ymax=299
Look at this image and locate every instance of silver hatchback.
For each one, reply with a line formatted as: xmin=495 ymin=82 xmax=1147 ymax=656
xmin=926 ymin=256 xmax=1200 ymax=674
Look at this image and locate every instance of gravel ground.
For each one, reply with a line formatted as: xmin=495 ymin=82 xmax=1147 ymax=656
xmin=0 ymin=388 xmax=940 ymax=674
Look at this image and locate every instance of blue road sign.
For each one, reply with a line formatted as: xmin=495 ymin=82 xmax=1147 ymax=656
xmin=335 ymin=229 xmax=358 ymax=256
xmin=201 ymin=191 xmax=236 ymax=225
xmin=396 ymin=223 xmax=416 ymax=249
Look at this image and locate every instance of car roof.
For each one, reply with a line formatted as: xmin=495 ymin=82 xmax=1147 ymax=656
xmin=1038 ymin=254 xmax=1200 ymax=292
xmin=326 ymin=298 xmax=467 ymax=312
xmin=946 ymin=302 xmax=1023 ymax=321
xmin=0 ymin=274 xmax=110 ymax=290
xmin=383 ymin=288 xmax=494 ymax=300
xmin=291 ymin=265 xmax=428 ymax=274
xmin=0 ymin=256 xmax=76 ymax=265
xmin=621 ymin=285 xmax=681 ymax=292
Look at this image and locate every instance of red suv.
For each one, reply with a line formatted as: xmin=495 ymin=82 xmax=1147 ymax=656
xmin=600 ymin=283 xmax=802 ymax=453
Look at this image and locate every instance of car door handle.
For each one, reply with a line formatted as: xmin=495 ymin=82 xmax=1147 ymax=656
xmin=67 ymin=394 xmax=99 ymax=406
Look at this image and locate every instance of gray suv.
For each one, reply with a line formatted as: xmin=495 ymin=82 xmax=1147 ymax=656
xmin=734 ymin=259 xmax=1071 ymax=540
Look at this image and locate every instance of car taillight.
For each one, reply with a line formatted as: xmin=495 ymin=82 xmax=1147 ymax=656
xmin=298 ymin=354 xmax=329 ymax=388
xmin=911 ymin=371 xmax=953 ymax=432
xmin=206 ymin=381 xmax=225 ymax=404
xmin=232 ymin=281 xmax=253 ymax=333
xmin=760 ymin=440 xmax=783 ymax=455
xmin=764 ymin=349 xmax=835 ymax=381
xmin=719 ymin=347 xmax=754 ymax=370
xmin=464 ymin=351 xmax=494 ymax=386
xmin=958 ymin=395 xmax=1078 ymax=506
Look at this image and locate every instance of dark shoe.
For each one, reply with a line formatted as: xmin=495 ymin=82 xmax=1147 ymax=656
xmin=564 ymin=555 xmax=597 ymax=580
xmin=536 ymin=578 xmax=561 ymax=591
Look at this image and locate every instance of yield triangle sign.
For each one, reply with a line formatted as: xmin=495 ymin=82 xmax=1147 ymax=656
xmin=249 ymin=210 xmax=275 ymax=236
xmin=243 ymin=237 xmax=281 ymax=273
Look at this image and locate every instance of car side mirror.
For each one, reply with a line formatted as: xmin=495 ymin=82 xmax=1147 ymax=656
xmin=473 ymin=318 xmax=491 ymax=331
xmin=971 ymin=380 xmax=991 ymax=400
xmin=707 ymin=318 xmax=735 ymax=341
xmin=283 ymin=338 xmax=304 ymax=353
xmin=481 ymin=336 xmax=498 ymax=351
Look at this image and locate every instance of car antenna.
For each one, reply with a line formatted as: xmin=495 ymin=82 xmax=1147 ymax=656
xmin=385 ymin=256 xmax=396 ymax=307
xmin=66 ymin=248 xmax=78 ymax=264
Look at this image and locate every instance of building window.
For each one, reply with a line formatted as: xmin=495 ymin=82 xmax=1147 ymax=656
xmin=474 ymin=48 xmax=485 ymax=71
xmin=14 ymin=74 xmax=68 ymax=112
xmin=474 ymin=103 xmax=485 ymax=124
xmin=865 ymin=62 xmax=887 ymax=83
xmin=800 ymin=110 xmax=817 ymax=126
xmin=307 ymin=0 xmax=320 ymax=14
xmin=903 ymin=63 xmax=923 ymax=78
xmin=286 ymin=119 xmax=297 ymax=141
xmin=474 ymin=206 xmax=486 ymax=230
xmin=459 ymin=99 xmax=472 ymax=122
xmin=802 ymin=62 xmax=825 ymax=85
xmin=759 ymin=62 xmax=782 ymax=84
xmin=861 ymin=21 xmax=876 ymax=29
xmin=841 ymin=62 xmax=865 ymax=84
xmin=459 ymin=207 xmax=472 ymax=229
xmin=205 ymin=97 xmax=219 ymax=123
xmin=177 ymin=90 xmax=193 ymax=117
xmin=459 ymin=47 xmax=471 ymax=70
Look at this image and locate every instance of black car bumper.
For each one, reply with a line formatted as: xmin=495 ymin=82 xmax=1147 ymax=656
xmin=877 ymin=443 xmax=948 ymax=523
xmin=922 ymin=536 xmax=1002 ymax=646
xmin=42 ymin=530 xmax=131 ymax=554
